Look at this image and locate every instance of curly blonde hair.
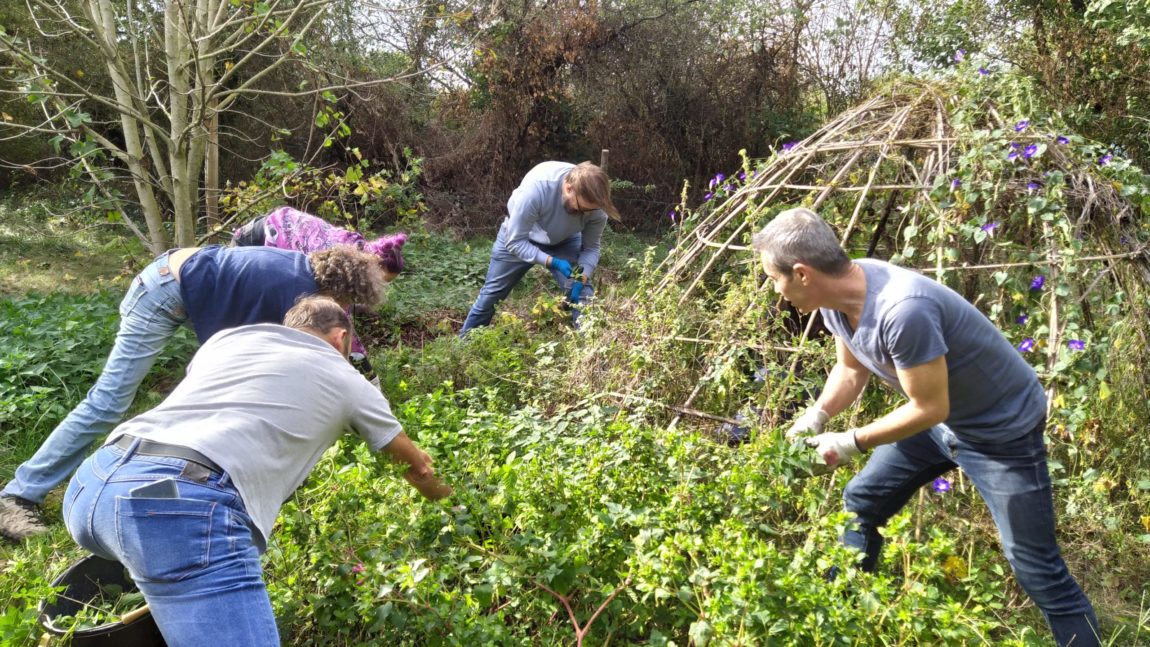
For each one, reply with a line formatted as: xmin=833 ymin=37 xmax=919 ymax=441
xmin=307 ymin=245 xmax=387 ymax=306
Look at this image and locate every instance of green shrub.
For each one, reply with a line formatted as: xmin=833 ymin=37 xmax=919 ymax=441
xmin=264 ymin=385 xmax=1060 ymax=646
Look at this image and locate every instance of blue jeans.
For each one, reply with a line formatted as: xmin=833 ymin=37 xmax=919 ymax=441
xmin=3 ymin=253 xmax=188 ymax=503
xmin=842 ymin=421 xmax=1099 ymax=647
xmin=63 ymin=442 xmax=277 ymax=646
xmin=460 ymin=233 xmax=592 ymax=335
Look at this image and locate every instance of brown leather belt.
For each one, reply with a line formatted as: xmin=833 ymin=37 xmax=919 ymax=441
xmin=112 ymin=435 xmax=223 ymax=475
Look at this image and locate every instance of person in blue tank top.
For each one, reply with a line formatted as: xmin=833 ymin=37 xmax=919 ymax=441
xmin=0 ymin=245 xmax=387 ymax=542
xmin=751 ymin=208 xmax=1099 ymax=647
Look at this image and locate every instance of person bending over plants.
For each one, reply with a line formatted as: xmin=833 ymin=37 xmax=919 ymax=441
xmin=62 ymin=295 xmax=451 ymax=647
xmin=459 ymin=161 xmax=620 ymax=335
xmin=754 ymin=208 xmax=1100 ymax=647
xmin=0 ymin=245 xmax=388 ymax=542
xmin=232 ymin=206 xmax=408 ymax=382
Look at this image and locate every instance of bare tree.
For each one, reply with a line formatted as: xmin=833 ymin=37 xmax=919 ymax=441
xmin=0 ymin=0 xmax=469 ymax=252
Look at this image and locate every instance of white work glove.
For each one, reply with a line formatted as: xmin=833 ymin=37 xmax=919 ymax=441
xmin=786 ymin=407 xmax=829 ymax=441
xmin=806 ymin=430 xmax=862 ymax=468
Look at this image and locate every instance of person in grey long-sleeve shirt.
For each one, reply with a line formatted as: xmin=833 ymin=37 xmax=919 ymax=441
xmin=460 ymin=161 xmax=620 ymax=334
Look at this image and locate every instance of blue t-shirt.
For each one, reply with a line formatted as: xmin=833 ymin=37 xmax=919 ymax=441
xmin=820 ymin=259 xmax=1046 ymax=442
xmin=179 ymin=246 xmax=318 ymax=343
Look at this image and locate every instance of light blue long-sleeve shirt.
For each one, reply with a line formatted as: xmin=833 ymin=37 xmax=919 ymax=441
xmin=498 ymin=161 xmax=609 ymax=277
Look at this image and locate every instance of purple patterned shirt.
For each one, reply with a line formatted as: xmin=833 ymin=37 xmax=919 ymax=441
xmin=263 ymin=207 xmax=366 ymax=252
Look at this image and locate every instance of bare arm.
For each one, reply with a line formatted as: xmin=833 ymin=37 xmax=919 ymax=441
xmin=852 ymin=355 xmax=950 ymax=451
xmin=380 ymin=432 xmax=452 ymax=500
xmin=814 ymin=338 xmax=872 ymax=416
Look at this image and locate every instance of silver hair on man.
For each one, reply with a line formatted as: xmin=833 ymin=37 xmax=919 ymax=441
xmin=751 ymin=207 xmax=851 ymax=276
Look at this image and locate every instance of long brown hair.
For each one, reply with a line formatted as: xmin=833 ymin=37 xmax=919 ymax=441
xmin=566 ymin=162 xmax=621 ymax=221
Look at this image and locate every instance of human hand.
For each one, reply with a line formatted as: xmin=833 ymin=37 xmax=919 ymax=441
xmin=548 ymin=257 xmax=573 ymax=278
xmin=805 ymin=431 xmax=861 ymax=468
xmin=786 ymin=407 xmax=829 ymax=441
xmin=568 ymin=281 xmax=584 ymax=304
xmin=404 ymin=463 xmax=452 ymax=500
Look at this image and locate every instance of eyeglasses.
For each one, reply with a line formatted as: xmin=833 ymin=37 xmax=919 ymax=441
xmin=569 ymin=196 xmax=596 ymax=216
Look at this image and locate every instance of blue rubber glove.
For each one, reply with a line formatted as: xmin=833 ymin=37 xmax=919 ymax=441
xmin=548 ymin=257 xmax=573 ymax=278
xmin=569 ymin=281 xmax=584 ymax=304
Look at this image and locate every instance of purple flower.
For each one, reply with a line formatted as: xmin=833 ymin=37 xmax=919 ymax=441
xmin=1015 ymin=119 xmax=1030 ymax=132
xmin=978 ymin=67 xmax=989 ymax=76
xmin=738 ymin=171 xmax=746 ymax=181
xmin=703 ymin=192 xmax=713 ymax=202
xmin=1018 ymin=338 xmax=1036 ymax=353
xmin=351 ymin=563 xmax=365 ymax=574
xmin=1017 ymin=314 xmax=1029 ymax=325
xmin=980 ymin=221 xmax=999 ymax=233
xmin=1023 ymin=144 xmax=1038 ymax=159
xmin=951 ymin=178 xmax=961 ymax=190
xmin=751 ymin=169 xmax=758 ymax=178
xmin=933 ymin=477 xmax=952 ymax=493
xmin=1011 ymin=142 xmax=1021 ymax=149
xmin=1007 ymin=150 xmax=1019 ymax=161
xmin=709 ymin=173 xmax=725 ymax=190
xmin=782 ymin=141 xmax=797 ymax=151
xmin=1056 ymin=135 xmax=1069 ymax=145
xmin=1027 ymin=181 xmax=1041 ymax=192
xmin=668 ymin=210 xmax=677 ymax=221
xmin=1030 ymin=275 xmax=1045 ymax=290
xmin=954 ymin=49 xmax=965 ymax=63
xmin=1067 ymin=339 xmax=1085 ymax=351
xmin=723 ymin=183 xmax=732 ymax=192
xmin=1099 ymin=153 xmax=1112 ymax=166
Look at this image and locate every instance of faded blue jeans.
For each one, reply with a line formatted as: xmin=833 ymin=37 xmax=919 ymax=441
xmin=842 ymin=421 xmax=1099 ymax=647
xmin=63 ymin=441 xmax=277 ymax=646
xmin=3 ymin=252 xmax=188 ymax=504
xmin=460 ymin=233 xmax=592 ymax=335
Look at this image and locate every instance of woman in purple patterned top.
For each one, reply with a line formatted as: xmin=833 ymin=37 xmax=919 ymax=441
xmin=232 ymin=207 xmax=407 ymax=384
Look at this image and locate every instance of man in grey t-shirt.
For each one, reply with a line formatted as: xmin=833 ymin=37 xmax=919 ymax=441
xmin=752 ymin=208 xmax=1098 ymax=647
xmin=61 ymin=296 xmax=451 ymax=647
xmin=460 ymin=161 xmax=621 ymax=335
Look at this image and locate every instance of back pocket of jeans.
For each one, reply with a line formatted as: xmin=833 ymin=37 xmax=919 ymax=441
xmin=115 ymin=495 xmax=216 ymax=582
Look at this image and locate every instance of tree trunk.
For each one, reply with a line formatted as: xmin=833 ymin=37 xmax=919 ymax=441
xmin=90 ymin=0 xmax=170 ymax=254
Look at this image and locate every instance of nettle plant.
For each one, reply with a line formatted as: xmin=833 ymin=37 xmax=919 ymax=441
xmin=262 ymin=385 xmax=1042 ymax=646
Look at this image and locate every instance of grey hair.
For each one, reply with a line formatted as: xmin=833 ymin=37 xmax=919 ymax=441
xmin=750 ymin=207 xmax=851 ymax=276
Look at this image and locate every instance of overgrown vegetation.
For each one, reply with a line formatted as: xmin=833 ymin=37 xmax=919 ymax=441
xmin=3 ymin=157 xmax=1149 ymax=644
xmin=4 ymin=1 xmax=1150 ymax=643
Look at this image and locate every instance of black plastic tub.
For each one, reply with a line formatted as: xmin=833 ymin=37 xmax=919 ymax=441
xmin=38 ymin=555 xmax=166 ymax=646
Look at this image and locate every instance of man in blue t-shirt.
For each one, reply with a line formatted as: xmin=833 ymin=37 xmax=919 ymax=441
xmin=752 ymin=208 xmax=1099 ymax=647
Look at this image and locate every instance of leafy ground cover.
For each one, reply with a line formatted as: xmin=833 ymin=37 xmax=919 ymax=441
xmin=1 ymin=186 xmax=1148 ymax=646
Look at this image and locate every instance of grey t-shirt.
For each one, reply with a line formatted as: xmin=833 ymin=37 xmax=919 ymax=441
xmin=107 ymin=324 xmax=403 ymax=550
xmin=820 ymin=259 xmax=1046 ymax=442
xmin=499 ymin=161 xmax=609 ymax=276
